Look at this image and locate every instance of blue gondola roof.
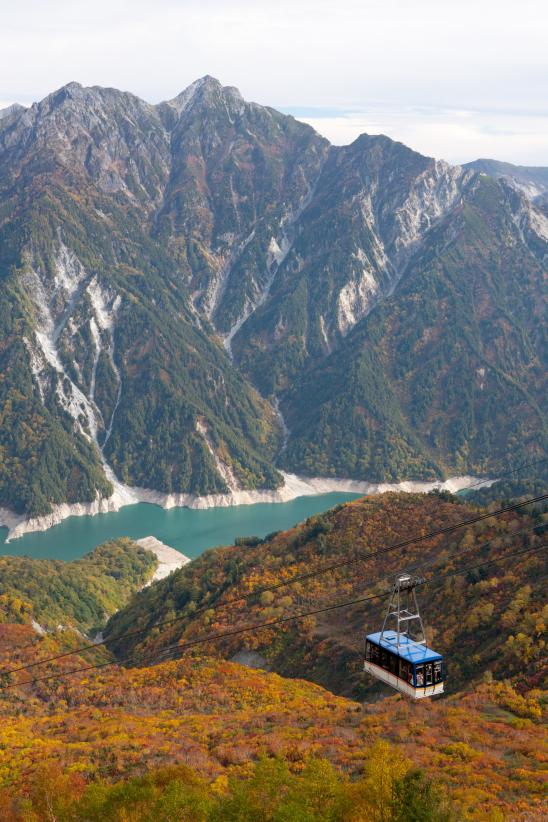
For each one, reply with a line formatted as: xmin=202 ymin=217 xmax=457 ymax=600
xmin=366 ymin=631 xmax=442 ymax=664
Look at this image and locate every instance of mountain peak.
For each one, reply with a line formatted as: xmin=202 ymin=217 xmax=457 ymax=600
xmin=54 ymin=80 xmax=85 ymax=99
xmin=0 ymin=102 xmax=26 ymax=121
xmin=36 ymin=80 xmax=89 ymax=112
xmin=197 ymin=74 xmax=222 ymax=87
xmin=464 ymin=157 xmax=548 ymax=203
xmin=163 ymin=75 xmax=243 ymax=115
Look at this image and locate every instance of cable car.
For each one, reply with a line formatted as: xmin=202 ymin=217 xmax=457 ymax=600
xmin=364 ymin=574 xmax=445 ymax=699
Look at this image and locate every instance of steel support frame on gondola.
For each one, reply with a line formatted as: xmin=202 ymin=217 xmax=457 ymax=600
xmin=380 ymin=574 xmax=426 ymax=650
xmin=364 ymin=573 xmax=445 ymax=699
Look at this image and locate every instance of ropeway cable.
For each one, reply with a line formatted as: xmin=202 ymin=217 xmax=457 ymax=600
xmin=7 ymin=454 xmax=546 ymax=660
xmin=3 ymin=539 xmax=545 ymax=690
xmin=4 ymin=490 xmax=546 ymax=676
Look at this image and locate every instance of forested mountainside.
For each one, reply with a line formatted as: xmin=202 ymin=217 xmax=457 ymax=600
xmin=105 ymin=493 xmax=546 ymax=699
xmin=0 ymin=493 xmax=546 ymax=819
xmin=0 ymin=78 xmax=546 ymax=517
xmin=2 ymin=628 xmax=545 ymax=819
xmin=0 ymin=539 xmax=157 ymax=631
xmin=467 ymin=476 xmax=547 ymax=507
xmin=279 ymin=176 xmax=547 ymax=480
xmin=1 ymin=643 xmax=545 ymax=819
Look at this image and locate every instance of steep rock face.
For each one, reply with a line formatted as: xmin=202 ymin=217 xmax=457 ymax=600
xmin=0 ymin=82 xmax=170 ymax=205
xmin=280 ymin=175 xmax=547 ymax=480
xmin=0 ymin=103 xmax=26 ymax=122
xmin=0 ymin=268 xmax=113 ymax=517
xmin=20 ymin=241 xmax=120 ymax=444
xmin=0 ymin=81 xmax=284 ymax=516
xmin=232 ymin=135 xmax=472 ymax=393
xmin=155 ymin=76 xmax=329 ymax=337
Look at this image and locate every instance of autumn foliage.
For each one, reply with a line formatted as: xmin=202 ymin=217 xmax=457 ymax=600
xmin=105 ymin=492 xmax=546 ymax=698
xmin=0 ymin=492 xmax=545 ymax=819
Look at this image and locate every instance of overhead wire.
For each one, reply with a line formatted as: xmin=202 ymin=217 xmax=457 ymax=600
xmin=136 ymin=531 xmax=548 ymax=670
xmin=9 ymin=457 xmax=548 ymax=658
xmin=3 ymin=538 xmax=546 ymax=691
xmin=404 ymin=520 xmax=542 ymax=581
xmin=4 ymin=489 xmax=547 ymax=676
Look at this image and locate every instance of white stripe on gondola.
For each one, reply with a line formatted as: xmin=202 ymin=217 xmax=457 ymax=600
xmin=363 ymin=660 xmax=444 ymax=699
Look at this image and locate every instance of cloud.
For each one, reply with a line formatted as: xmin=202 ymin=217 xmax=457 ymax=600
xmin=1 ymin=0 xmax=547 ymax=164
xmin=296 ymin=105 xmax=548 ymax=165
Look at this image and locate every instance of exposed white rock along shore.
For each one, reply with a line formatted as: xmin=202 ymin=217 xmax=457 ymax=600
xmin=0 ymin=472 xmax=493 ymax=543
xmin=135 ymin=536 xmax=191 ymax=581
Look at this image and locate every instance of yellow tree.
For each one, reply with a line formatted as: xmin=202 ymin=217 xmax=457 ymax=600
xmin=349 ymin=740 xmax=410 ymax=822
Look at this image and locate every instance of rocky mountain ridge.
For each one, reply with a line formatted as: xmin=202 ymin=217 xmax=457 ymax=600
xmin=0 ymin=77 xmax=546 ymax=519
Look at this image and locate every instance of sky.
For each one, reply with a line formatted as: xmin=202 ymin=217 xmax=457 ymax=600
xmin=1 ymin=0 xmax=547 ymax=165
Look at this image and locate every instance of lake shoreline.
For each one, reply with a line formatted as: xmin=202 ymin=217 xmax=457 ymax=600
xmin=135 ymin=536 xmax=191 ymax=580
xmin=0 ymin=472 xmax=493 ymax=543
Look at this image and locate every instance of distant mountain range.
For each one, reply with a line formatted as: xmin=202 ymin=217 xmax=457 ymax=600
xmin=0 ymin=77 xmax=546 ymax=517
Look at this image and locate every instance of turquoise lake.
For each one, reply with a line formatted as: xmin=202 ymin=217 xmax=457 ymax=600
xmin=0 ymin=493 xmax=362 ymax=562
